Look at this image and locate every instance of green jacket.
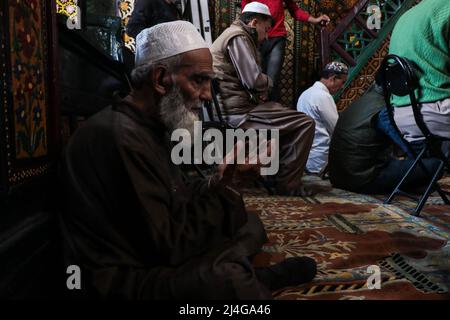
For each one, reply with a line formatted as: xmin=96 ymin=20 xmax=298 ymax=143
xmin=389 ymin=0 xmax=450 ymax=107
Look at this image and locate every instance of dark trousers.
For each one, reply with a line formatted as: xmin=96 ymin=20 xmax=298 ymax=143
xmin=360 ymin=157 xmax=443 ymax=194
xmin=260 ymin=37 xmax=286 ymax=103
xmin=358 ymin=108 xmax=445 ymax=194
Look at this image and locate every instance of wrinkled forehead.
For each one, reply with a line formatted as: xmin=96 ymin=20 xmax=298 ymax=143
xmin=181 ymin=48 xmax=212 ymax=67
xmin=176 ymin=48 xmax=214 ymax=75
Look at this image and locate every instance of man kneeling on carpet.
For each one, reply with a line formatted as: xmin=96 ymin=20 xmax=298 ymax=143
xmin=211 ymin=2 xmax=316 ymax=196
xmin=297 ymin=61 xmax=348 ymax=175
xmin=59 ymin=21 xmax=317 ymax=299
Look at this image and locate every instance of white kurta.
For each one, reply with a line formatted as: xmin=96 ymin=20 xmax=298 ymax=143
xmin=297 ymin=81 xmax=338 ymax=173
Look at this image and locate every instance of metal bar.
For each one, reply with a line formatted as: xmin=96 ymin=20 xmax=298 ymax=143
xmin=385 ymin=147 xmax=427 ymax=204
xmin=414 ymin=162 xmax=445 ymax=216
xmin=320 ymin=28 xmax=330 ymax=67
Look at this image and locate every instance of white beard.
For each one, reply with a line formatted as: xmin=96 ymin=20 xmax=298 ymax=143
xmin=159 ymin=86 xmax=201 ymax=144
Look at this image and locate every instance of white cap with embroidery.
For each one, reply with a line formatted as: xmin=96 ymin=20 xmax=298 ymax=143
xmin=242 ymin=2 xmax=272 ymax=17
xmin=134 ymin=21 xmax=209 ymax=67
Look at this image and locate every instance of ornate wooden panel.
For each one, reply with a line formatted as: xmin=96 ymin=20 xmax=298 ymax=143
xmin=0 ymin=0 xmax=58 ymax=193
xmin=336 ymin=36 xmax=390 ymax=111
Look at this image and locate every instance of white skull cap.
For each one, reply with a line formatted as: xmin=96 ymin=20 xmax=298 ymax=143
xmin=242 ymin=2 xmax=272 ymax=16
xmin=135 ymin=21 xmax=209 ymax=67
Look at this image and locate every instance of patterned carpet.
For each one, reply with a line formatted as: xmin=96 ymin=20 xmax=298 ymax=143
xmin=244 ymin=176 xmax=450 ymax=300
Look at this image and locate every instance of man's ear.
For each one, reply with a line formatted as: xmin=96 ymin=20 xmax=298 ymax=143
xmin=152 ymin=66 xmax=173 ymax=95
xmin=249 ymin=18 xmax=258 ymax=27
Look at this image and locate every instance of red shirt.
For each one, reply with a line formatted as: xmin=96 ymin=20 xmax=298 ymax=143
xmin=241 ymin=0 xmax=310 ymax=38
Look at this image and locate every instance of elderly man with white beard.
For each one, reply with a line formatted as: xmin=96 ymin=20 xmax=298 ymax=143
xmin=59 ymin=21 xmax=317 ymax=300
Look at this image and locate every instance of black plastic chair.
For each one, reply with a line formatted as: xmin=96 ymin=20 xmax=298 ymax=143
xmin=201 ymin=78 xmax=227 ymax=133
xmin=191 ymin=79 xmax=228 ymax=179
xmin=378 ymin=54 xmax=450 ymax=216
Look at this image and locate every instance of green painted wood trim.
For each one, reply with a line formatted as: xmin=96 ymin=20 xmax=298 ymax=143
xmin=334 ymin=0 xmax=419 ymax=100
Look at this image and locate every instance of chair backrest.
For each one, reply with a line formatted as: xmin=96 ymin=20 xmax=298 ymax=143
xmin=378 ymin=54 xmax=434 ymax=142
xmin=201 ymin=78 xmax=228 ymax=132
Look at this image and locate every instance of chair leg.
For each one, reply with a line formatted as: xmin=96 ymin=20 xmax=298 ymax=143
xmin=417 ymin=147 xmax=450 ymax=205
xmin=436 ymin=184 xmax=450 ymax=205
xmin=385 ymin=147 xmax=427 ymax=204
xmin=385 ymin=145 xmax=448 ymax=216
xmin=414 ymin=161 xmax=445 ymax=216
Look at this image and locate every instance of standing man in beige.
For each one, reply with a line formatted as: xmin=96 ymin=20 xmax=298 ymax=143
xmin=211 ymin=2 xmax=315 ymax=196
